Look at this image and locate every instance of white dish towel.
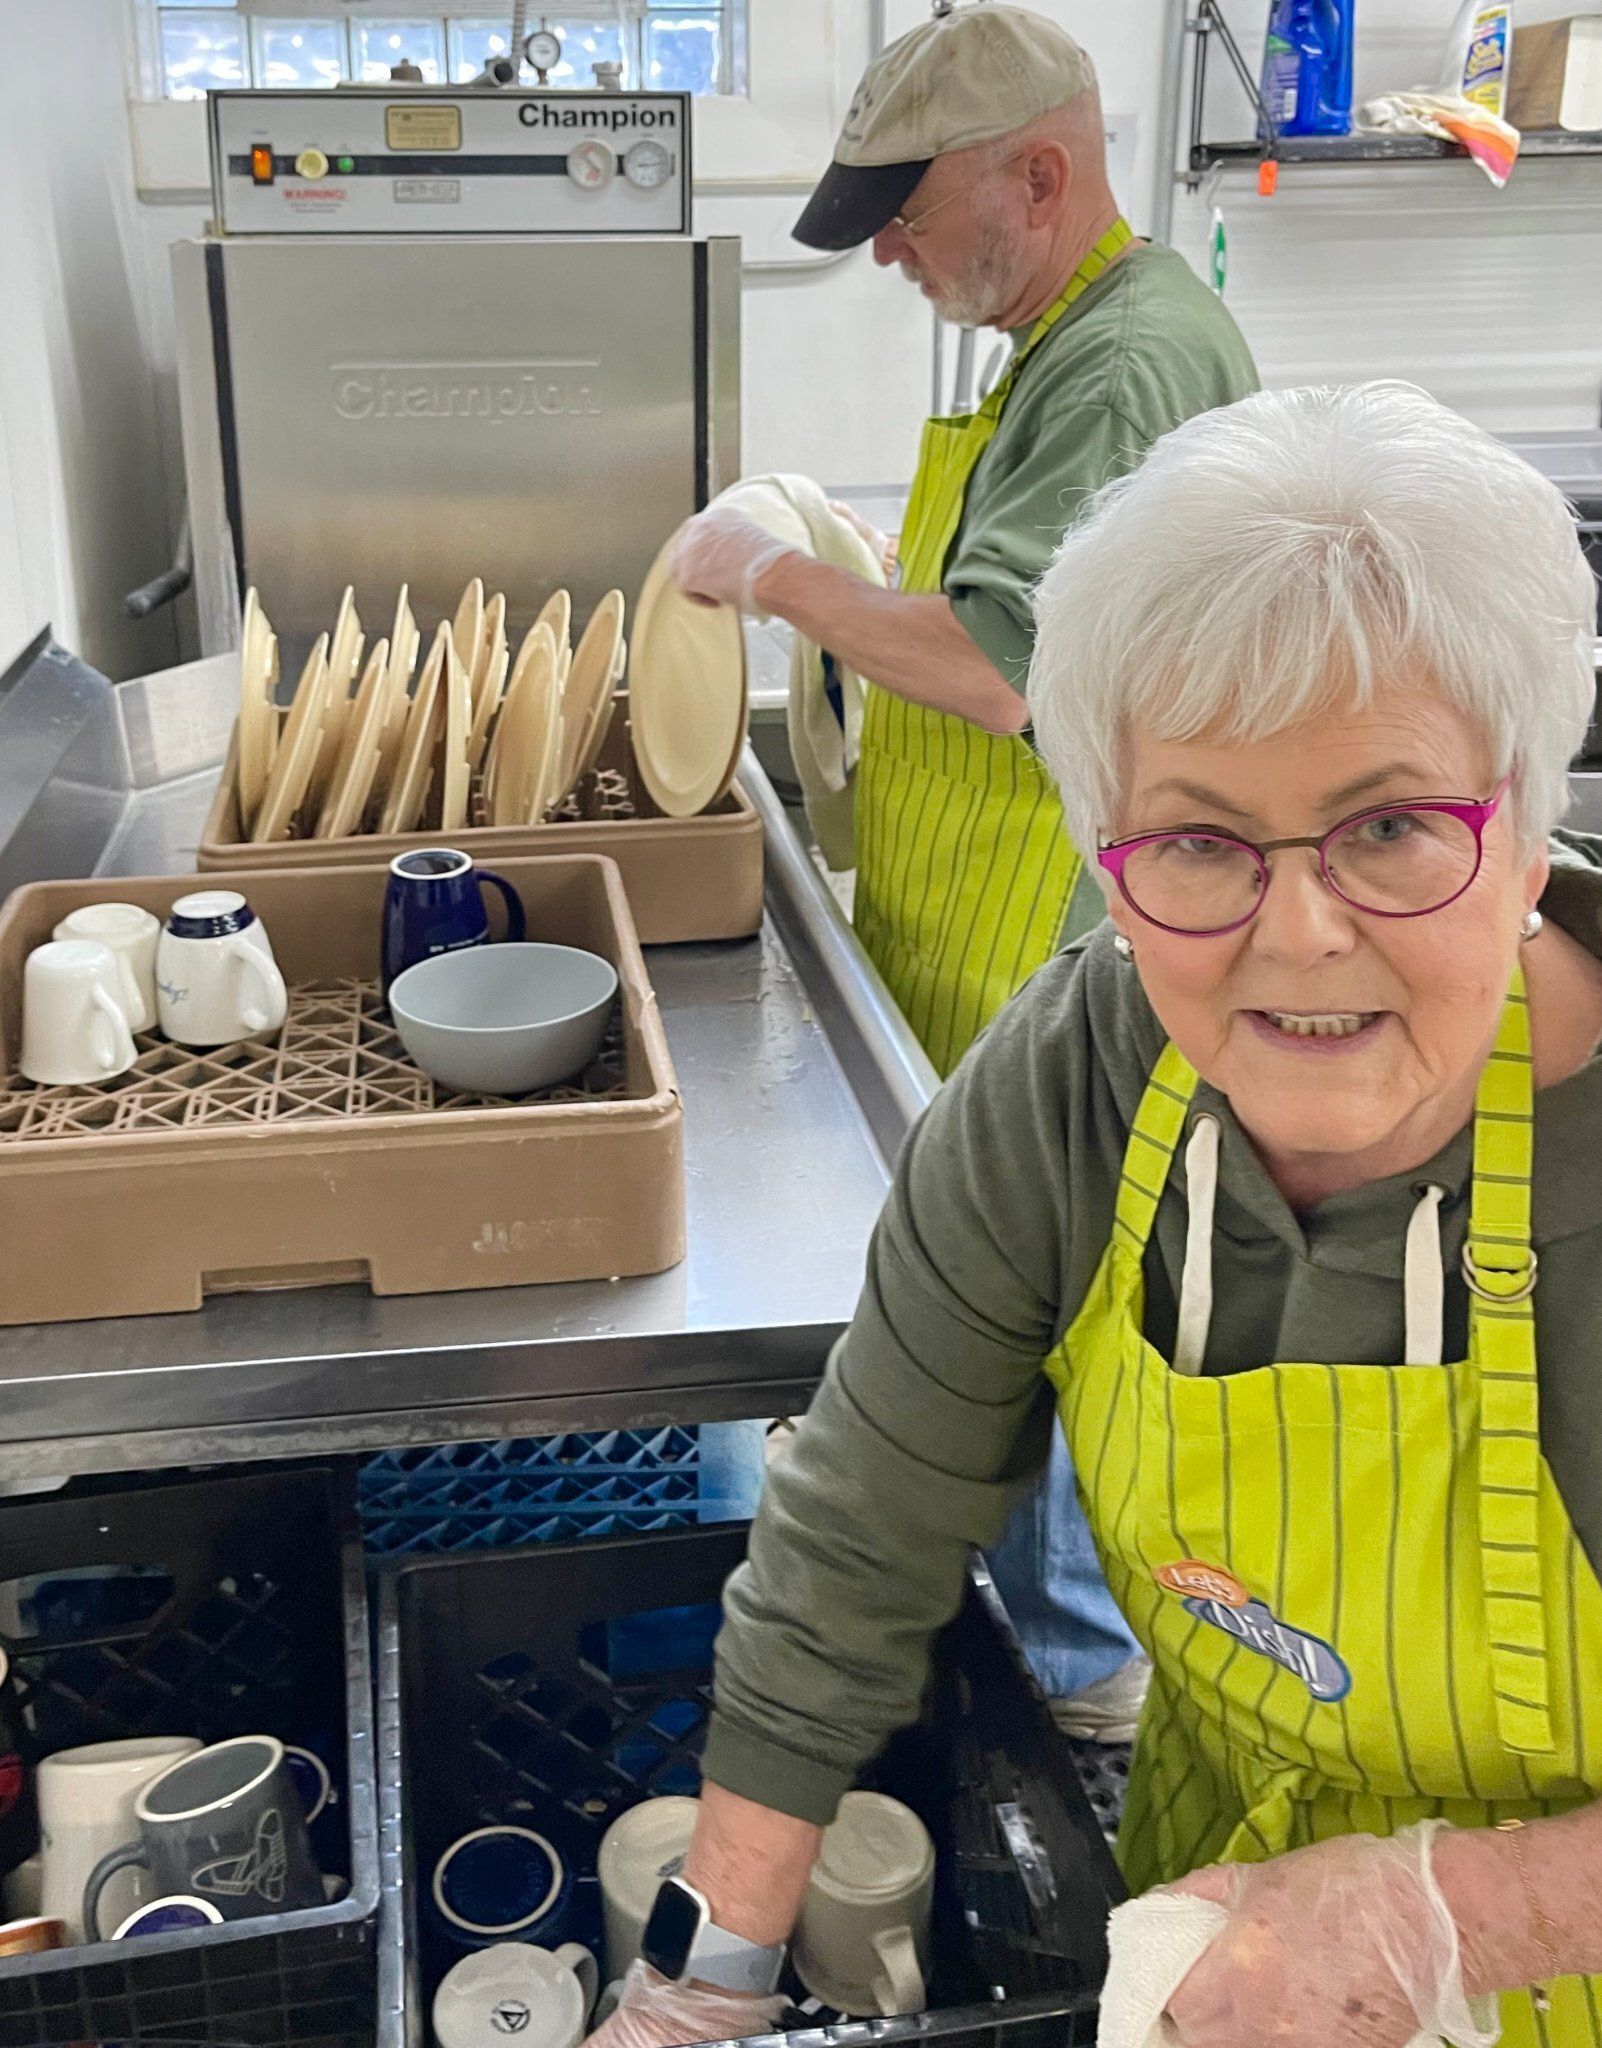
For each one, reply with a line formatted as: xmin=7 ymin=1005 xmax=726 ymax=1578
xmin=1099 ymin=1889 xmax=1478 ymax=2048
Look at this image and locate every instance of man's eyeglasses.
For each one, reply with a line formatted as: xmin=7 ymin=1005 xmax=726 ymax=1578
xmin=890 ymin=148 xmax=1030 ymax=237
xmin=1096 ymin=782 xmax=1510 ymax=937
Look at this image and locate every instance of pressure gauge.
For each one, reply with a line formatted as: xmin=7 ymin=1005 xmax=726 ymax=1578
xmin=524 ymin=26 xmax=562 ymax=74
xmin=623 ymin=138 xmax=675 ymax=191
xmin=567 ymin=139 xmax=616 ymax=191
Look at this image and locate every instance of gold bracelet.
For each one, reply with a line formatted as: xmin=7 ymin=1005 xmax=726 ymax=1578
xmin=1496 ymin=1817 xmax=1560 ymax=2012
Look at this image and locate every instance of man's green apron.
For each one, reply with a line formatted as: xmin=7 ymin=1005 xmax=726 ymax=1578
xmin=852 ymin=219 xmax=1132 ymax=1078
xmin=1048 ymin=969 xmax=1602 ymax=2045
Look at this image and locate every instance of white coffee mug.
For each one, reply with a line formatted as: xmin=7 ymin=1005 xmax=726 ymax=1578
xmin=596 ymin=1795 xmax=699 ymax=1981
xmin=792 ymin=1792 xmax=934 ymax=2017
xmin=155 ymin=891 xmax=288 ymax=1048
xmin=52 ymin=904 xmax=161 ymax=1035
xmin=432 ymin=1940 xmax=598 ymax=2048
xmin=37 ymin=1735 xmax=202 ymax=1943
xmin=19 ymin=940 xmax=138 ymax=1087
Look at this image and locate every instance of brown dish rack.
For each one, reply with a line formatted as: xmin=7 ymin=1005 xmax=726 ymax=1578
xmin=196 ymin=706 xmax=764 ymax=945
xmin=0 ymin=854 xmax=683 ymax=1327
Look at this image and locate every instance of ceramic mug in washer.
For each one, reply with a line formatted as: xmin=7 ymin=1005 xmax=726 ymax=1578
xmin=53 ymin=904 xmax=161 ymax=1034
xmin=19 ymin=940 xmax=138 ymax=1087
xmin=155 ymin=891 xmax=288 ymax=1047
xmin=792 ymin=1791 xmax=935 ymax=2017
xmin=433 ymin=1940 xmax=598 ymax=2048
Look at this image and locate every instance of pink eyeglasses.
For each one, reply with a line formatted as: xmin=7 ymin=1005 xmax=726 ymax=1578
xmin=1096 ymin=781 xmax=1510 ymax=937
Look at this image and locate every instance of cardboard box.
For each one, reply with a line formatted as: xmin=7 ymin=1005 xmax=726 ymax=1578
xmin=1507 ymin=15 xmax=1602 ymax=132
xmin=0 ymin=854 xmax=684 ymax=1325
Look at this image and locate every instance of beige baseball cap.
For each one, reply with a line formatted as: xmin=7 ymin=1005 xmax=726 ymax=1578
xmin=794 ymin=5 xmax=1097 ymax=252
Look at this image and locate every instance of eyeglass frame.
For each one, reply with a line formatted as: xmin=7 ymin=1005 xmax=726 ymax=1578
xmin=889 ymin=146 xmax=1032 ymax=237
xmin=1095 ymin=779 xmax=1512 ymax=937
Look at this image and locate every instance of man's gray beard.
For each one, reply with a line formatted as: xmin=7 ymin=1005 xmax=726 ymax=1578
xmin=925 ymin=209 xmax=1023 ymax=330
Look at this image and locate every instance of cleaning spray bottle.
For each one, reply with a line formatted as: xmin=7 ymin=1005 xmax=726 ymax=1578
xmin=1259 ymin=0 xmax=1356 ymax=137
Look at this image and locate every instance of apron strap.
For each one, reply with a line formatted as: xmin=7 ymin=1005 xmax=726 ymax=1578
xmin=1467 ymin=966 xmax=1555 ymax=1755
xmin=978 ymin=217 xmax=1135 ymax=420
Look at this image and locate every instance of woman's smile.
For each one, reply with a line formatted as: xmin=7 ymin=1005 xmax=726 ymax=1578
xmin=1244 ymin=1008 xmax=1389 ymax=1050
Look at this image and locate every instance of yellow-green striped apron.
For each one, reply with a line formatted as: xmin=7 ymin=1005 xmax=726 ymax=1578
xmin=1048 ymin=968 xmax=1602 ymax=2045
xmin=852 ymin=219 xmax=1132 ymax=1079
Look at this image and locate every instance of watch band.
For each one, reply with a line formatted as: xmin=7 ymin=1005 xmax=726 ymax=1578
xmin=685 ymin=1919 xmax=786 ymax=1997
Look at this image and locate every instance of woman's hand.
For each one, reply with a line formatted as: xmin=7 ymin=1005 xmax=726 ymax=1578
xmin=1164 ymin=1824 xmax=1497 ymax=2048
xmin=585 ymin=1961 xmax=787 ymax=2048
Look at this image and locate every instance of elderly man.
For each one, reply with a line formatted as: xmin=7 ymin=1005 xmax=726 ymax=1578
xmin=673 ymin=3 xmax=1258 ymax=1079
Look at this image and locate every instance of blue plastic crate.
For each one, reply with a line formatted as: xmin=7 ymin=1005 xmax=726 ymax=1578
xmin=357 ymin=1422 xmax=766 ymax=1556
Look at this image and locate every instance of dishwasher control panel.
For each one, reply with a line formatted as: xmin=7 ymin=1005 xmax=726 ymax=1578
xmin=209 ymin=88 xmax=691 ymax=236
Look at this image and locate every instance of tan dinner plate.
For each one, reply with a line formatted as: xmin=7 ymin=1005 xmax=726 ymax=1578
xmin=309 ymin=587 xmax=363 ymax=811
xmin=488 ymin=621 xmax=557 ymax=809
xmin=476 ymin=592 xmax=506 ymax=704
xmin=468 ymin=640 xmax=509 ymax=776
xmin=252 ymin=635 xmax=332 ymax=843
xmin=437 ymin=626 xmax=472 ymax=832
xmin=236 ymin=588 xmax=277 ymax=833
xmin=552 ymin=589 xmax=625 ymax=807
xmin=491 ymin=626 xmax=561 ymax=827
xmin=453 ymin=578 xmax=484 ymax=683
xmin=316 ymin=637 xmax=390 ymax=840
xmin=379 ymin=621 xmax=448 ymax=835
xmin=534 ymin=588 xmax=571 ymax=665
xmin=628 ymin=540 xmax=746 ymax=817
xmin=374 ymin=586 xmax=419 ymax=808
xmin=328 ymin=586 xmax=363 ymax=692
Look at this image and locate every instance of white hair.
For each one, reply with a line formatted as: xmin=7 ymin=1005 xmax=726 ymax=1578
xmin=1028 ymin=382 xmax=1597 ymax=861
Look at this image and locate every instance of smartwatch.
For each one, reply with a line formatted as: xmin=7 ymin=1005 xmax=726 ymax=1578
xmin=640 ymin=1875 xmax=786 ymax=1996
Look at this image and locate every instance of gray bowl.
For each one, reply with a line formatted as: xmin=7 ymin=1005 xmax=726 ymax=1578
xmin=389 ymin=943 xmax=619 ymax=1097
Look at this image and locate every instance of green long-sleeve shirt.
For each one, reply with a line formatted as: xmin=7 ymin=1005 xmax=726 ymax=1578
xmin=703 ymin=838 xmax=1602 ymax=1827
xmin=943 ymin=243 xmax=1259 ymax=690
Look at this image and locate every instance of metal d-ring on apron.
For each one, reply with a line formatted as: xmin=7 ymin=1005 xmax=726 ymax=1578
xmin=1045 ymin=965 xmax=1602 ymax=2047
xmin=852 ymin=218 xmax=1133 ymax=1079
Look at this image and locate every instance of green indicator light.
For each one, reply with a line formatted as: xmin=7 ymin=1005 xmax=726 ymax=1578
xmin=336 ymin=155 xmax=355 ymax=173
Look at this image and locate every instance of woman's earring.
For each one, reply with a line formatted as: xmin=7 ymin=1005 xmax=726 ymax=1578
xmin=1113 ymin=933 xmax=1135 ymax=963
xmin=1520 ymin=909 xmax=1544 ymax=943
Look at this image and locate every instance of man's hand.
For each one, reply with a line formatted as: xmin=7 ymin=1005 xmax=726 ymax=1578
xmin=828 ymin=500 xmax=898 ymax=583
xmin=671 ymin=509 xmax=801 ymax=616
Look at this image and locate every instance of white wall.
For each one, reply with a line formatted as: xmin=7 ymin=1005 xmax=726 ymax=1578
xmin=0 ymin=0 xmax=182 ymax=679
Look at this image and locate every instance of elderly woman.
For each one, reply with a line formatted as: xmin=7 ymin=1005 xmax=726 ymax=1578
xmin=604 ymin=384 xmax=1602 ymax=2048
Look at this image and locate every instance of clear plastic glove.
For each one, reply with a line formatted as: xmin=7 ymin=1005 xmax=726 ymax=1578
xmin=586 ymin=1959 xmax=788 ymax=2048
xmin=670 ymin=509 xmax=801 ymax=617
xmin=827 ymin=500 xmax=897 ymax=583
xmin=1165 ymin=1822 xmax=1499 ymax=2048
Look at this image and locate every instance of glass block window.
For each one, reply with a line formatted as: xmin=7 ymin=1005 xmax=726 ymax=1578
xmin=153 ymin=6 xmax=744 ymax=97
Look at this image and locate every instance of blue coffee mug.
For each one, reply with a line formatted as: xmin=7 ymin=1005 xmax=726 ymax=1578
xmin=431 ymin=1825 xmax=572 ymax=1954
xmin=381 ymin=849 xmax=526 ymax=994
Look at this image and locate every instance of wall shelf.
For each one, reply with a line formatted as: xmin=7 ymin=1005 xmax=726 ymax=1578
xmin=1193 ymin=130 xmax=1602 ymax=179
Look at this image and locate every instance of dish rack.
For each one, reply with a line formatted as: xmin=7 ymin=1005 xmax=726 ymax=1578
xmin=199 ymin=711 xmax=763 ymax=946
xmin=0 ymin=854 xmax=683 ymax=1326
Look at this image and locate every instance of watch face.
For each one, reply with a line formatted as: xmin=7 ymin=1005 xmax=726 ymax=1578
xmin=641 ymin=1876 xmax=705 ymax=1982
xmin=525 ymin=29 xmax=562 ymax=71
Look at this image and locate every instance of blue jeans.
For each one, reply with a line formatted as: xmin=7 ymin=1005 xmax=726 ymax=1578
xmin=987 ymin=1433 xmax=1140 ymax=1699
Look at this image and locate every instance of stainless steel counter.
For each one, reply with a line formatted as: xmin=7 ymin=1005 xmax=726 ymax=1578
xmin=0 ymin=658 xmax=936 ymax=1478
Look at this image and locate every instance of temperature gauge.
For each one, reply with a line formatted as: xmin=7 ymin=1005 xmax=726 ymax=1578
xmin=623 ymin=138 xmax=675 ymax=191
xmin=524 ymin=26 xmax=563 ymax=76
xmin=566 ymin=139 xmax=616 ymax=192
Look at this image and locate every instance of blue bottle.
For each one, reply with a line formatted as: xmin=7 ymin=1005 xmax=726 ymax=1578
xmin=1259 ymin=0 xmax=1354 ymax=138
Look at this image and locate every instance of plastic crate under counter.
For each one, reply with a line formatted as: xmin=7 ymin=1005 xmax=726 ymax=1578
xmin=357 ymin=1424 xmax=768 ymax=1555
xmin=375 ymin=1523 xmax=1121 ymax=2048
xmin=0 ymin=1464 xmax=379 ymax=2048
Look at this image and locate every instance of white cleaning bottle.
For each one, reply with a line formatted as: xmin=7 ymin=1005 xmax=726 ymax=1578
xmin=1440 ymin=0 xmax=1516 ymax=117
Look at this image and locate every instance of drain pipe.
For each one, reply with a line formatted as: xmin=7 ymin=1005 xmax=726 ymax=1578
xmin=1151 ymin=0 xmax=1188 ymax=242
